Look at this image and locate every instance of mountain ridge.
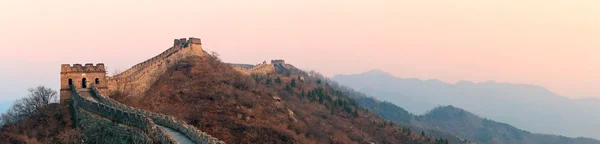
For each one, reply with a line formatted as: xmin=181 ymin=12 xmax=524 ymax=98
xmin=332 ymin=69 xmax=600 ymax=140
xmin=346 ymin=91 xmax=600 ymax=144
xmin=335 ymin=70 xmax=559 ymax=97
xmin=107 ymin=54 xmax=447 ymax=143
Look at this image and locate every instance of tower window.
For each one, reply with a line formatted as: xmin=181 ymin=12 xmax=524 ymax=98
xmin=82 ymin=78 xmax=87 ymax=88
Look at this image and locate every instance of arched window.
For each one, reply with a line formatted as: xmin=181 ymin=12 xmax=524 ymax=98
xmin=95 ymin=78 xmax=100 ymax=84
xmin=68 ymin=78 xmax=73 ymax=86
xmin=82 ymin=78 xmax=87 ymax=88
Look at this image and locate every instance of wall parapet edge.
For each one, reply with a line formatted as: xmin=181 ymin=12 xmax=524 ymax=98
xmin=90 ymin=85 xmax=225 ymax=144
xmin=112 ymin=37 xmax=203 ymax=79
xmin=70 ymin=85 xmax=177 ymax=144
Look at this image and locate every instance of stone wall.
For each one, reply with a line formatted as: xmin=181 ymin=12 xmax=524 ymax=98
xmin=76 ymin=108 xmax=153 ymax=143
xmin=70 ymin=85 xmax=177 ymax=144
xmin=63 ymin=37 xmax=223 ymax=143
xmin=270 ymin=59 xmax=285 ymax=65
xmin=189 ymin=37 xmax=202 ymax=45
xmin=111 ymin=37 xmax=202 ymax=79
xmin=232 ymin=61 xmax=279 ymax=75
xmin=90 ymin=86 xmax=224 ymax=144
xmin=107 ymin=37 xmax=205 ymax=97
xmin=111 ymin=45 xmax=181 ymax=79
xmin=60 ymin=63 xmax=108 ymax=103
xmin=61 ymin=63 xmax=106 ymax=73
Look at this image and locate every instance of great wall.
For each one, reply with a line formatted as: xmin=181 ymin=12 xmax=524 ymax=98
xmin=61 ymin=37 xmax=223 ymax=144
xmin=60 ymin=37 xmax=290 ymax=143
xmin=232 ymin=59 xmax=288 ymax=75
xmin=107 ymin=37 xmax=204 ymax=97
xmin=69 ymin=85 xmax=176 ymax=143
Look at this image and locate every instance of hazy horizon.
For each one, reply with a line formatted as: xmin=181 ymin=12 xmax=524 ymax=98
xmin=332 ymin=69 xmax=600 ymax=140
xmin=1 ymin=0 xmax=599 ymax=105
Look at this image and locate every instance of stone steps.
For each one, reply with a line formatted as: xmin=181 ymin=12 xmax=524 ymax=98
xmin=157 ymin=125 xmax=195 ymax=144
xmin=77 ymin=89 xmax=98 ymax=102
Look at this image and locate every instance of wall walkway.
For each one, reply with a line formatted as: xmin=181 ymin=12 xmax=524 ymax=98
xmin=69 ymin=85 xmax=179 ymax=144
xmin=88 ymin=85 xmax=223 ymax=144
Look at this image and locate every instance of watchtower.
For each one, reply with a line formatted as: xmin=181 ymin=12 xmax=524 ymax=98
xmin=271 ymin=59 xmax=285 ymax=65
xmin=59 ymin=63 xmax=108 ymax=103
xmin=173 ymin=37 xmax=203 ymax=55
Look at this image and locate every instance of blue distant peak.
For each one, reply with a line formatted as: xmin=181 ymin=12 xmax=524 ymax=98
xmin=362 ymin=69 xmax=394 ymax=77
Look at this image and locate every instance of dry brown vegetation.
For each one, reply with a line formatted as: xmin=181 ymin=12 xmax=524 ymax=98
xmin=0 ymin=104 xmax=81 ymax=144
xmin=112 ymin=55 xmax=441 ymax=144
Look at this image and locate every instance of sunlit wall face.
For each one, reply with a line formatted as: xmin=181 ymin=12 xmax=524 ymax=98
xmin=0 ymin=0 xmax=598 ymax=101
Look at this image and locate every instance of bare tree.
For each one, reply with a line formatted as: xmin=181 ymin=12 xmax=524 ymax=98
xmin=26 ymin=86 xmax=58 ymax=111
xmin=0 ymin=86 xmax=57 ymax=126
xmin=210 ymin=51 xmax=220 ymax=58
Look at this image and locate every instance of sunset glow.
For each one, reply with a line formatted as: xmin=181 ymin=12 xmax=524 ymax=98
xmin=0 ymin=0 xmax=598 ymax=100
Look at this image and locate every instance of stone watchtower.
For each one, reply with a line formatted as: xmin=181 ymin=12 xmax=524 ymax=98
xmin=173 ymin=37 xmax=203 ymax=55
xmin=59 ymin=63 xmax=108 ymax=103
xmin=271 ymin=59 xmax=285 ymax=65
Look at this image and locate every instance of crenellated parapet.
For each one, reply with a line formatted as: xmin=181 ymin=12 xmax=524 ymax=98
xmin=69 ymin=85 xmax=177 ymax=143
xmin=189 ymin=37 xmax=202 ymax=45
xmin=112 ymin=37 xmax=204 ymax=79
xmin=61 ymin=63 xmax=106 ymax=73
xmin=60 ymin=63 xmax=108 ymax=103
xmin=233 ymin=60 xmax=288 ymax=75
xmin=107 ymin=37 xmax=206 ymax=98
xmin=63 ymin=37 xmax=223 ymax=143
xmin=271 ymin=59 xmax=285 ymax=65
xmin=90 ymin=85 xmax=225 ymax=144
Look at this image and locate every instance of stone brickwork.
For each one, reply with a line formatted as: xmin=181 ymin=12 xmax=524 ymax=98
xmin=90 ymin=85 xmax=224 ymax=144
xmin=232 ymin=62 xmax=272 ymax=75
xmin=189 ymin=37 xmax=202 ymax=45
xmin=232 ymin=59 xmax=289 ymax=75
xmin=62 ymin=37 xmax=223 ymax=144
xmin=70 ymin=85 xmax=177 ymax=144
xmin=270 ymin=59 xmax=285 ymax=65
xmin=60 ymin=63 xmax=108 ymax=103
xmin=108 ymin=37 xmax=205 ymax=97
xmin=76 ymin=109 xmax=154 ymax=143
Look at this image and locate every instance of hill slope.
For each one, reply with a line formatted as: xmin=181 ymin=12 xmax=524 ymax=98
xmin=332 ymin=69 xmax=600 ymax=143
xmin=0 ymin=104 xmax=81 ymax=143
xmin=419 ymin=106 xmax=599 ymax=144
xmin=354 ymin=97 xmax=600 ymax=144
xmin=110 ymin=55 xmax=446 ymax=143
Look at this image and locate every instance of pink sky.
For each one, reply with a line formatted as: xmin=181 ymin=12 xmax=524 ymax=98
xmin=0 ymin=0 xmax=598 ymax=101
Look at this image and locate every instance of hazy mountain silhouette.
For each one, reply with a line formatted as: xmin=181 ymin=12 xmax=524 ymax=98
xmin=352 ymin=94 xmax=600 ymax=144
xmin=333 ymin=69 xmax=600 ymax=140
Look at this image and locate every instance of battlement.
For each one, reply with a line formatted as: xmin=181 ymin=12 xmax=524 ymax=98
xmin=112 ymin=37 xmax=204 ymax=80
xmin=70 ymin=86 xmax=177 ymax=143
xmin=173 ymin=37 xmax=202 ymax=48
xmin=271 ymin=59 xmax=285 ymax=64
xmin=61 ymin=63 xmax=106 ymax=73
xmin=60 ymin=63 xmax=108 ymax=103
xmin=189 ymin=37 xmax=201 ymax=45
xmin=89 ymin=86 xmax=224 ymax=143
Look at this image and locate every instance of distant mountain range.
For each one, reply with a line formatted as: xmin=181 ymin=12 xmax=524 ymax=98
xmin=351 ymin=96 xmax=600 ymax=144
xmin=333 ymin=69 xmax=600 ymax=140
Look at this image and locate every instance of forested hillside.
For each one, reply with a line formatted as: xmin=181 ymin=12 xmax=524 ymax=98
xmin=344 ymin=90 xmax=599 ymax=144
xmin=333 ymin=70 xmax=600 ymax=140
xmin=110 ymin=54 xmax=448 ymax=143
